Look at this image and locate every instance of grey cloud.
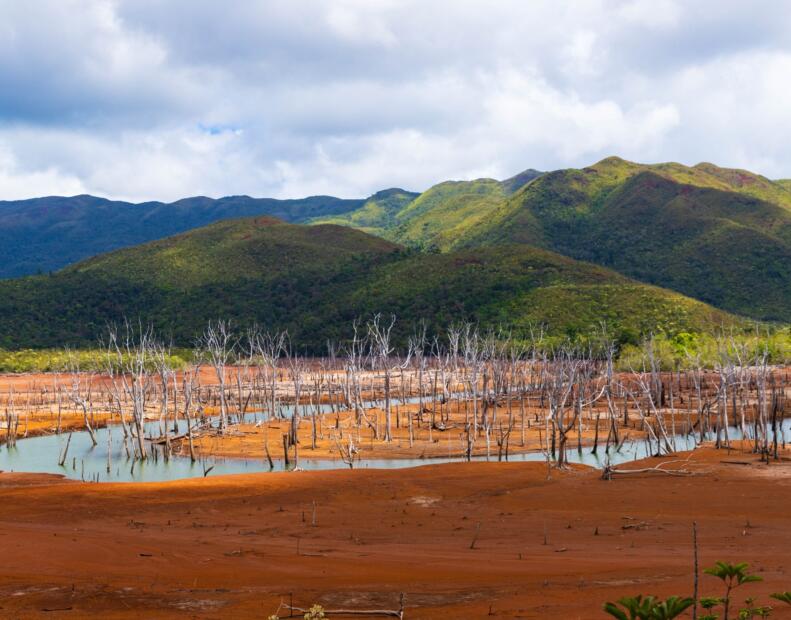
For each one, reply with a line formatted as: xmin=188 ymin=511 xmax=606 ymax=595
xmin=0 ymin=0 xmax=790 ymax=202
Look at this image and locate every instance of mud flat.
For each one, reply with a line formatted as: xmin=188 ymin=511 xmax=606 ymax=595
xmin=181 ymin=400 xmax=616 ymax=463
xmin=1 ymin=446 xmax=790 ymax=618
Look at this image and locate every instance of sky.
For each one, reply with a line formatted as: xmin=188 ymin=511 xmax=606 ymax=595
xmin=1 ymin=0 xmax=791 ymax=202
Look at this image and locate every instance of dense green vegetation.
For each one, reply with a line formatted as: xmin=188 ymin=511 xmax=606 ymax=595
xmin=0 ymin=217 xmax=745 ymax=353
xmin=617 ymin=329 xmax=791 ymax=370
xmin=2 ymin=157 xmax=789 ymax=354
xmin=311 ymin=158 xmax=791 ymax=325
xmin=458 ymin=158 xmax=791 ymax=322
xmin=389 ymin=178 xmax=510 ymax=250
xmin=309 ymin=188 xmax=418 ymax=237
xmin=0 ymin=348 xmax=192 ymax=373
xmin=345 ymin=245 xmax=742 ymax=347
xmin=0 ymin=193 xmax=366 ymax=278
xmin=312 ymin=169 xmax=543 ymax=251
xmin=67 ymin=216 xmax=399 ymax=289
xmin=0 ymin=168 xmax=543 ymax=279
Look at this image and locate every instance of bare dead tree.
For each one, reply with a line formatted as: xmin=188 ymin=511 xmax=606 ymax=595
xmin=181 ymin=361 xmax=202 ymax=462
xmin=462 ymin=324 xmax=482 ymax=436
xmin=254 ymin=328 xmax=287 ymax=420
xmin=368 ymin=314 xmax=396 ymax=442
xmin=64 ymin=351 xmax=98 ymax=447
xmin=284 ymin=336 xmax=308 ymax=464
xmin=198 ymin=320 xmax=237 ymax=432
xmin=106 ymin=321 xmax=160 ymax=460
xmin=334 ymin=431 xmax=358 ymax=469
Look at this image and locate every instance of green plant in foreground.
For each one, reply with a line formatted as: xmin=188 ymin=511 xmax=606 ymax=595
xmin=700 ymin=595 xmax=724 ymax=619
xmin=704 ymin=562 xmax=763 ymax=620
xmin=604 ymin=595 xmax=658 ymax=620
xmin=603 ymin=594 xmax=693 ymax=619
xmin=737 ymin=596 xmax=773 ymax=619
xmin=650 ymin=596 xmax=695 ymax=619
xmin=604 ymin=562 xmax=786 ymax=619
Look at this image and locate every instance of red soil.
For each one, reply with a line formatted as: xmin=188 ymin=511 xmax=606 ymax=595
xmin=1 ymin=447 xmax=790 ymax=618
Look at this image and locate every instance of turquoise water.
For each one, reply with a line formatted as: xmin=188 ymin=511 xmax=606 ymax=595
xmin=1 ymin=414 xmax=787 ymax=483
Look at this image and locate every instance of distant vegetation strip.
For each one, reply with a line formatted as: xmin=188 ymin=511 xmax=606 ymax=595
xmin=0 ymin=348 xmax=191 ymax=373
xmin=1 ymin=329 xmax=788 ymax=374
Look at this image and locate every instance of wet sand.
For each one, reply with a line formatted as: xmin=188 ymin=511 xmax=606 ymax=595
xmin=1 ymin=446 xmax=790 ymax=618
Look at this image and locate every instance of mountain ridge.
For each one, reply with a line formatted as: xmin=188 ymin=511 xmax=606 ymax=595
xmin=0 ymin=193 xmax=368 ymax=278
xmin=0 ymin=166 xmax=545 ymax=278
xmin=457 ymin=159 xmax=791 ymax=321
xmin=0 ymin=215 xmax=743 ymax=350
xmin=1 ymin=156 xmax=789 ymax=329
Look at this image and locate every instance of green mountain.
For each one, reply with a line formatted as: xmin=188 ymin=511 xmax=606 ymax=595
xmin=312 ymin=169 xmax=543 ymax=250
xmin=0 ymin=217 xmax=740 ymax=350
xmin=309 ymin=158 xmax=791 ymax=324
xmin=0 ymin=167 xmax=539 ymax=280
xmin=0 ymin=193 xmax=366 ymax=278
xmin=1 ymin=158 xmax=787 ymax=339
xmin=450 ymin=158 xmax=791 ymax=323
xmin=308 ymin=188 xmax=419 ymax=237
xmin=500 ymin=169 xmax=545 ymax=194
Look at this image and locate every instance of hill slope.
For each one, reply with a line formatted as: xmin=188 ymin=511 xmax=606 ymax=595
xmin=0 ymin=168 xmax=542 ymax=279
xmin=456 ymin=158 xmax=791 ymax=322
xmin=0 ymin=193 xmax=366 ymax=278
xmin=307 ymin=188 xmax=419 ymax=238
xmin=312 ymin=169 xmax=544 ymax=250
xmin=0 ymin=217 xmax=742 ymax=350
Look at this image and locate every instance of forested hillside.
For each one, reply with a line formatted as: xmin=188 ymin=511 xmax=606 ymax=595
xmin=0 ymin=216 xmax=741 ymax=350
xmin=0 ymin=193 xmax=365 ymax=277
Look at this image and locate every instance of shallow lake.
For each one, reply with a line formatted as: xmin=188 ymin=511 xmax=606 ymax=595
xmin=1 ymin=411 xmax=787 ymax=483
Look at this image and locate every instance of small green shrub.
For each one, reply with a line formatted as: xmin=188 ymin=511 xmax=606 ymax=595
xmin=603 ymin=594 xmax=693 ymax=619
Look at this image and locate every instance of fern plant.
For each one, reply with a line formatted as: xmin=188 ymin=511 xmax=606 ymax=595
xmin=650 ymin=596 xmax=695 ymax=619
xmin=603 ymin=594 xmax=693 ymax=619
xmin=604 ymin=595 xmax=658 ymax=620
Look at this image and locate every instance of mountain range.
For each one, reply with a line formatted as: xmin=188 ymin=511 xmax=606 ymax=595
xmin=316 ymin=157 xmax=791 ymax=323
xmin=1 ymin=156 xmax=788 ymax=349
xmin=0 ymin=193 xmax=364 ymax=278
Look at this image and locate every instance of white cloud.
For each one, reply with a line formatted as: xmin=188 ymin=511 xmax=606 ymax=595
xmin=325 ymin=3 xmax=399 ymax=48
xmin=617 ymin=0 xmax=681 ymax=29
xmin=0 ymin=0 xmax=789 ymax=201
xmin=480 ymin=68 xmax=680 ymax=161
xmin=0 ymin=146 xmax=86 ymax=199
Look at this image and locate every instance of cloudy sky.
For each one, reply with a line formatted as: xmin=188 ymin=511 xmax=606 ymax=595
xmin=1 ymin=0 xmax=790 ymax=201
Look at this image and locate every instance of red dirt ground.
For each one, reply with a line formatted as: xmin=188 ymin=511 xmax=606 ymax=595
xmin=1 ymin=447 xmax=791 ymax=618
